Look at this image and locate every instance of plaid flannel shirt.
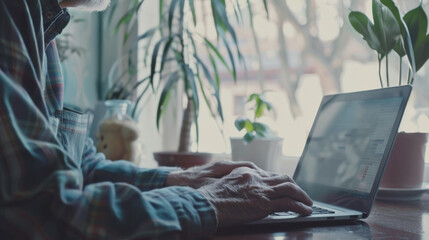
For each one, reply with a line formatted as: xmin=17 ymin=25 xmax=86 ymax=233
xmin=0 ymin=0 xmax=217 ymax=239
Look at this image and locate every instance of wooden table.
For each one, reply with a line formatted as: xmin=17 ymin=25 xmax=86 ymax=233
xmin=214 ymin=193 xmax=429 ymax=239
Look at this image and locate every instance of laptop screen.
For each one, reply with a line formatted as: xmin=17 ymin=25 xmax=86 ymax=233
xmin=294 ymin=86 xmax=411 ymax=215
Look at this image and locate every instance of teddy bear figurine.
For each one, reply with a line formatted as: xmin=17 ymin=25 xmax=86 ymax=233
xmin=96 ymin=119 xmax=140 ymax=164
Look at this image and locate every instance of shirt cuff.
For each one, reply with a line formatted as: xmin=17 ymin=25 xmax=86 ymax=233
xmin=161 ymin=187 xmax=218 ymax=238
xmin=134 ymin=167 xmax=181 ymax=190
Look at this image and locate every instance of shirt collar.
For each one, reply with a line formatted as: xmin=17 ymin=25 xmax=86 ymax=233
xmin=41 ymin=0 xmax=71 ymax=46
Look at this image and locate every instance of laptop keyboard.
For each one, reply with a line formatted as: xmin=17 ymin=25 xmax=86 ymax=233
xmin=310 ymin=206 xmax=335 ymax=215
xmin=272 ymin=206 xmax=335 ymax=216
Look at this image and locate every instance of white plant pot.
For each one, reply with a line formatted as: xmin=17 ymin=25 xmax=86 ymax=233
xmin=230 ymin=137 xmax=283 ymax=171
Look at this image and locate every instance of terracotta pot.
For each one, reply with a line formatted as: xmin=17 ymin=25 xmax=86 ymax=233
xmin=381 ymin=132 xmax=428 ymax=188
xmin=153 ymin=151 xmax=213 ymax=169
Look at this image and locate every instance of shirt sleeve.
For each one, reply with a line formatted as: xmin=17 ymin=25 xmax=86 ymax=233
xmin=0 ymin=72 xmax=218 ymax=238
xmin=0 ymin=1 xmax=218 ymax=239
xmin=81 ymin=137 xmax=180 ymax=191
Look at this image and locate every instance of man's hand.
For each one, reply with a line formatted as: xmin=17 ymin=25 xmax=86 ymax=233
xmin=166 ymin=160 xmax=270 ymax=188
xmin=198 ymin=167 xmax=313 ymax=227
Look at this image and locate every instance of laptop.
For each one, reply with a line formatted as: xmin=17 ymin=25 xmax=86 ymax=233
xmin=249 ymin=85 xmax=412 ymax=224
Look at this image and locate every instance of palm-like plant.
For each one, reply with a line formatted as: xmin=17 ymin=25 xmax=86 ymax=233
xmin=108 ymin=0 xmax=269 ymax=153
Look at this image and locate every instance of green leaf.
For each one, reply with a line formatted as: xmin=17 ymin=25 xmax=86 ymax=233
xmin=253 ymin=122 xmax=270 ymax=137
xmin=168 ymin=0 xmax=180 ymax=34
xmin=264 ymin=101 xmax=272 ymax=111
xmin=195 ymin=68 xmax=216 ymax=121
xmin=189 ymin=0 xmax=197 ymax=26
xmin=136 ymin=27 xmax=158 ymax=42
xmin=244 ymin=120 xmax=254 ymax=132
xmin=208 ymin=53 xmax=220 ymax=87
xmin=132 ymin=76 xmax=150 ymax=89
xmin=373 ymin=0 xmax=401 ymax=55
xmin=159 ymin=36 xmax=175 ymax=76
xmin=131 ymin=78 xmax=151 ymax=118
xmin=234 ymin=117 xmax=249 ymax=131
xmin=348 ymin=11 xmax=382 ymax=54
xmin=258 ymin=95 xmax=272 ymax=110
xmin=211 ymin=0 xmax=227 ymax=36
xmin=243 ymin=132 xmax=255 ymax=144
xmin=136 ymin=0 xmax=145 ymax=12
xmin=115 ymin=11 xmax=134 ymax=33
xmin=205 ymin=38 xmax=233 ymax=75
xmin=123 ymin=31 xmax=131 ymax=45
xmin=262 ymin=0 xmax=269 ymax=18
xmin=212 ymin=0 xmax=244 ymax=71
xmin=247 ymin=93 xmax=259 ymax=102
xmin=380 ymin=0 xmax=416 ymax=75
xmin=421 ymin=35 xmax=429 ymax=70
xmin=255 ymin=101 xmax=265 ymax=118
xmin=172 ymin=49 xmax=183 ymax=63
xmin=128 ymin=27 xmax=159 ymax=54
xmin=187 ymin=30 xmax=198 ymax=54
xmin=222 ymin=17 xmax=244 ymax=65
xmin=221 ymin=34 xmax=237 ymax=81
xmin=212 ymin=0 xmax=229 ymax=31
xmin=403 ymin=5 xmax=429 ymax=71
xmin=142 ymin=31 xmax=157 ymax=67
xmin=258 ymin=94 xmax=268 ymax=103
xmin=159 ymin=0 xmax=164 ymax=24
xmin=149 ymin=37 xmax=170 ymax=88
xmin=246 ymin=0 xmax=254 ymax=27
xmin=232 ymin=0 xmax=243 ymax=23
xmin=156 ymin=71 xmax=179 ymax=129
xmin=393 ymin=38 xmax=406 ymax=57
xmin=179 ymin=0 xmax=185 ymax=20
xmin=195 ymin=54 xmax=224 ymax=121
xmin=189 ymin=36 xmax=220 ymax=124
xmin=404 ymin=5 xmax=427 ymax=46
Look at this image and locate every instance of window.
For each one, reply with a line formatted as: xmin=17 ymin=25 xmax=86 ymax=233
xmin=137 ymin=0 xmax=429 ymax=162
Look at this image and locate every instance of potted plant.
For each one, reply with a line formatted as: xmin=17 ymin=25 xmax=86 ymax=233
xmin=109 ymin=0 xmax=270 ymax=168
xmin=231 ymin=92 xmax=283 ymax=171
xmin=348 ymin=0 xmax=429 ymax=188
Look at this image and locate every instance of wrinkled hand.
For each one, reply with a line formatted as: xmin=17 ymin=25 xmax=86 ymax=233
xmin=198 ymin=167 xmax=313 ymax=227
xmin=166 ymin=160 xmax=270 ymax=188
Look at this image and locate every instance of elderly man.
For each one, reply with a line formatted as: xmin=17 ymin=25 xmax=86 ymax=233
xmin=0 ymin=0 xmax=313 ymax=239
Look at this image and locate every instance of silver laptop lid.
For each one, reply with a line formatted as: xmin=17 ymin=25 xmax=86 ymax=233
xmin=293 ymin=86 xmax=412 ymax=217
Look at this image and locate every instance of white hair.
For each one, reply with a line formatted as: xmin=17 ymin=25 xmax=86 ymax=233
xmin=73 ymin=0 xmax=111 ymax=12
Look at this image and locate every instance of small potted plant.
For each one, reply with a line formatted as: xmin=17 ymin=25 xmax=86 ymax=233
xmin=231 ymin=92 xmax=283 ymax=171
xmin=348 ymin=0 xmax=429 ymax=189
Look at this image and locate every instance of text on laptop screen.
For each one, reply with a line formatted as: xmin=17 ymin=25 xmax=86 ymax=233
xmin=295 ymin=97 xmax=403 ymax=195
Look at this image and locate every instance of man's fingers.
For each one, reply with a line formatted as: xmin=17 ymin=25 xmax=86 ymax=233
xmin=209 ymin=160 xmax=259 ymax=176
xmin=268 ymin=182 xmax=313 ymax=206
xmin=270 ymin=197 xmax=313 ymax=216
xmin=263 ymin=174 xmax=295 ymax=185
xmin=226 ymin=161 xmax=263 ymax=172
